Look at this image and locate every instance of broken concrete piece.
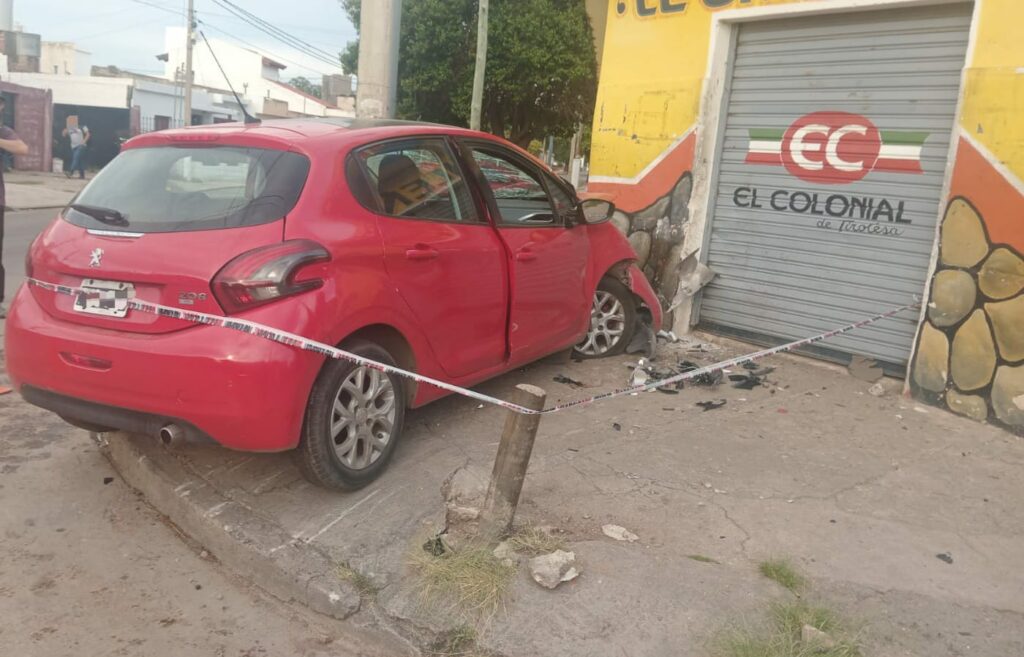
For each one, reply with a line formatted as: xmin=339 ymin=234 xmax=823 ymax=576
xmin=442 ymin=465 xmax=488 ymax=505
xmin=529 ymin=550 xmax=578 ymax=589
xmin=801 ymin=625 xmax=837 ymax=650
xmin=668 ymin=250 xmax=716 ymax=311
xmin=867 ymin=382 xmax=886 ymax=397
xmin=602 ymin=524 xmax=639 ymax=543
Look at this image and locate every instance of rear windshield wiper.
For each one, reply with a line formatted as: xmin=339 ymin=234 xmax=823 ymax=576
xmin=69 ymin=204 xmax=130 ymax=227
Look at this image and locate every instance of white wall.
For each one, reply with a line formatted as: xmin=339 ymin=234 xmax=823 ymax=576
xmin=40 ymin=42 xmax=92 ymax=76
xmin=162 ymin=27 xmax=352 ymax=119
xmin=6 ymin=72 xmax=129 ymax=108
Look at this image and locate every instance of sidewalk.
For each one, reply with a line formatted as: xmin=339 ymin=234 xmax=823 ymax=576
xmin=99 ymin=337 xmax=1024 ymax=657
xmin=4 ymin=170 xmax=87 ymax=210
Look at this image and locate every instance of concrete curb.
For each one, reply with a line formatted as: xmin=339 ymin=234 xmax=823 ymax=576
xmin=103 ymin=432 xmax=363 ymax=621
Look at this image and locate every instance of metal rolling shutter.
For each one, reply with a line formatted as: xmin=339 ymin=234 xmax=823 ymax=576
xmin=698 ymin=4 xmax=972 ymax=369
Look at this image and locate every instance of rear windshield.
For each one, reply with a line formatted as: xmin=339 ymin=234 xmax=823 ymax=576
xmin=63 ymin=146 xmax=310 ymax=233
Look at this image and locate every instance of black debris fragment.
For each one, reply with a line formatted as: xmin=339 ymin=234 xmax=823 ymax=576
xmin=936 ymin=552 xmax=954 ymax=564
xmin=423 ymin=535 xmax=446 ymax=556
xmin=696 ymin=400 xmax=727 ymax=411
xmin=553 ymin=374 xmax=585 ymax=388
xmin=612 ymin=423 xmax=622 ymax=431
xmin=728 ymin=374 xmax=762 ymax=390
xmin=102 ymin=477 xmax=114 ymax=485
xmin=678 ymin=360 xmax=723 ymax=387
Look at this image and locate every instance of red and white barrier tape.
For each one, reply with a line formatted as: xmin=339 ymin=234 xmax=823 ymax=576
xmin=27 ymin=278 xmax=917 ymax=416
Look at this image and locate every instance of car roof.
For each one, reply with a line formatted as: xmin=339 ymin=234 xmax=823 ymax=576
xmin=125 ymin=117 xmax=493 ymax=151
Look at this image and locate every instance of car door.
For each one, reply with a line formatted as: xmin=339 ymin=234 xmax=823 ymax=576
xmin=350 ymin=136 xmax=508 ymax=379
xmin=460 ymin=141 xmax=590 ymax=363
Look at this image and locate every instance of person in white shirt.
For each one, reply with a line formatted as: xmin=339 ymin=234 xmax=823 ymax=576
xmin=63 ymin=120 xmax=89 ymax=179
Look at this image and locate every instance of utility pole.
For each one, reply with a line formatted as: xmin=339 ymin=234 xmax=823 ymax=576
xmin=356 ymin=0 xmax=403 ymax=119
xmin=184 ymin=0 xmax=195 ymax=126
xmin=469 ymin=0 xmax=488 ymax=131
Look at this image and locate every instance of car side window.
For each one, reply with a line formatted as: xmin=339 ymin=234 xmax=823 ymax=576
xmin=469 ymin=148 xmax=557 ymax=226
xmin=352 ymin=138 xmax=478 ymax=223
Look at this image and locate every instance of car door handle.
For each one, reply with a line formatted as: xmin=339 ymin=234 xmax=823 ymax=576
xmin=405 ymin=246 xmax=439 ymax=261
xmin=515 ymin=247 xmax=538 ymax=262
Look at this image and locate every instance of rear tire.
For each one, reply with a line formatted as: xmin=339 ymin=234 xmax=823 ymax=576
xmin=573 ymin=277 xmax=637 ymax=359
xmin=295 ymin=339 xmax=406 ymax=491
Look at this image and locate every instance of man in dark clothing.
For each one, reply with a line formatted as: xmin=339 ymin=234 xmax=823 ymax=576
xmin=0 ymin=97 xmax=30 ymax=317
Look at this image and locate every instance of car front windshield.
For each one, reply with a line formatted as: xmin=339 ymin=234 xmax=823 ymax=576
xmin=63 ymin=145 xmax=310 ymax=233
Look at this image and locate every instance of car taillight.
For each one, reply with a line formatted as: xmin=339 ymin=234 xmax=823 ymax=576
xmin=211 ymin=240 xmax=330 ymax=314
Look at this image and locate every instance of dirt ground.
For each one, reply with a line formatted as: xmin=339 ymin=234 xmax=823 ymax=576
xmin=107 ymin=333 xmax=1024 ymax=657
xmin=0 ymin=382 xmax=410 ymax=657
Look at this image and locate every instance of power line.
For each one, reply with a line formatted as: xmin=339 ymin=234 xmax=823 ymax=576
xmin=197 ymin=20 xmax=336 ymax=77
xmin=211 ymin=0 xmax=340 ymax=62
xmin=208 ymin=0 xmax=341 ymax=69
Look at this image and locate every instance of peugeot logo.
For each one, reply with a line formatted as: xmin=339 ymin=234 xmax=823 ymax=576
xmin=89 ymin=248 xmax=103 ymax=268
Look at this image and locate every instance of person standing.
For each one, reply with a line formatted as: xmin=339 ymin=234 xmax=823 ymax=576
xmin=63 ymin=118 xmax=89 ymax=179
xmin=0 ymin=96 xmax=29 ymax=317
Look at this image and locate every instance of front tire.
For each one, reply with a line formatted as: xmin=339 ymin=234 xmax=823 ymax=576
xmin=573 ymin=277 xmax=637 ymax=359
xmin=296 ymin=339 xmax=406 ymax=490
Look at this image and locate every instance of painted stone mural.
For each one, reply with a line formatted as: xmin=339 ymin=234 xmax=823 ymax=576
xmin=912 ymin=197 xmax=1024 ymax=433
xmin=607 ymin=172 xmax=692 ymax=328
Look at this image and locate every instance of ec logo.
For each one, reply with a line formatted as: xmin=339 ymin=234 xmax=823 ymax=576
xmin=746 ymin=111 xmax=927 ymax=185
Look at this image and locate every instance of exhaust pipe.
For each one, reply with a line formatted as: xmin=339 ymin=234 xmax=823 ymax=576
xmin=159 ymin=424 xmax=185 ymax=447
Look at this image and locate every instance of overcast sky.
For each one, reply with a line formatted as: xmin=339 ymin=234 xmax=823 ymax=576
xmin=15 ymin=0 xmax=356 ymax=80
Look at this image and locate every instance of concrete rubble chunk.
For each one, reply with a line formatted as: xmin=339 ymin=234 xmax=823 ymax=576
xmin=991 ymin=365 xmax=1024 ymax=427
xmin=602 ymin=524 xmax=639 ymax=542
xmin=528 ymin=550 xmax=578 ymax=589
xmin=867 ymin=382 xmax=886 ymax=397
xmin=979 ymin=247 xmax=1024 ymax=300
xmin=950 ymin=310 xmax=997 ymax=391
xmin=493 ymin=540 xmax=519 ymax=567
xmin=945 ymin=389 xmax=989 ymax=422
xmin=801 ymin=625 xmax=837 ymax=650
xmin=912 ymin=323 xmax=950 ymax=393
xmin=985 ymin=295 xmax=1024 ymax=362
xmin=441 ymin=465 xmax=489 ymax=531
xmin=628 ymin=231 xmax=652 ymax=269
xmin=927 ymin=269 xmax=977 ymax=327
xmin=940 ymin=198 xmax=989 ymax=268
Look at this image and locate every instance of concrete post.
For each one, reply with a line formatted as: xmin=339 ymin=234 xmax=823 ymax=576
xmin=481 ymin=384 xmax=547 ymax=539
xmin=356 ymin=0 xmax=403 ymax=119
xmin=184 ymin=0 xmax=195 ymax=126
xmin=469 ymin=0 xmax=489 ymax=131
xmin=0 ymin=0 xmax=12 ymax=32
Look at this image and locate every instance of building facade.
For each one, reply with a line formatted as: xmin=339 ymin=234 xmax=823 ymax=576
xmin=588 ymin=0 xmax=1023 ymax=431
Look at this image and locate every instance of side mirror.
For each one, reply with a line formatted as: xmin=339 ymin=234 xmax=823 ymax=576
xmin=580 ymin=199 xmax=615 ymax=225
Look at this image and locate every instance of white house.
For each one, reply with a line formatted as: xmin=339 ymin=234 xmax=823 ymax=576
xmin=40 ymin=41 xmax=91 ymax=76
xmin=160 ymin=27 xmax=352 ymax=120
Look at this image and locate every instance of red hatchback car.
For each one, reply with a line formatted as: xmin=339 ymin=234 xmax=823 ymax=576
xmin=7 ymin=119 xmax=661 ymax=489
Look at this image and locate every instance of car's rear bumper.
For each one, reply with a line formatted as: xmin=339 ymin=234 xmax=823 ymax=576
xmin=5 ymin=285 xmax=323 ymax=451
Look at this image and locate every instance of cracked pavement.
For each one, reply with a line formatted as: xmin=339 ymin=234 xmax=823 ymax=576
xmin=110 ymin=338 xmax=1024 ymax=656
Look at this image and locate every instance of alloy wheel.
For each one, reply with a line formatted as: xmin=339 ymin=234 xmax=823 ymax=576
xmin=576 ymin=290 xmax=626 ymax=356
xmin=330 ymin=366 xmax=396 ymax=470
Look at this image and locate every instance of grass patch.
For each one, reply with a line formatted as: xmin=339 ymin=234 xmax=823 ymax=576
xmin=337 ymin=562 xmax=377 ymax=597
xmin=714 ymin=601 xmax=862 ymax=657
xmin=409 ymin=543 xmax=517 ymax=619
xmin=506 ymin=526 xmax=566 ymax=556
xmin=759 ymin=559 xmax=806 ymax=593
xmin=687 ymin=554 xmax=720 ymax=564
xmin=426 ymin=625 xmax=485 ymax=656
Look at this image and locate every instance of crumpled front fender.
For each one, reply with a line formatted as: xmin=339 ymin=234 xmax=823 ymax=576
xmin=626 ymin=264 xmax=663 ymax=330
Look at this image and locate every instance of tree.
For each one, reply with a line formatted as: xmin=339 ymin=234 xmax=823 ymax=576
xmin=288 ymin=76 xmax=322 ymax=98
xmin=339 ymin=0 xmax=597 ymax=147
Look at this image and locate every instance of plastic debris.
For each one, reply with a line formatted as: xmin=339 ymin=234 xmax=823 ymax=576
xmin=553 ymin=374 xmax=585 ymax=388
xmin=696 ymin=400 xmax=727 ymax=411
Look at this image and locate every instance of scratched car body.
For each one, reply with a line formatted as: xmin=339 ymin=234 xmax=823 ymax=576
xmin=6 ymin=118 xmax=661 ymax=489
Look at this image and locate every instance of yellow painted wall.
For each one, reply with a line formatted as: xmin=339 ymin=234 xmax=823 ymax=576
xmin=591 ymin=0 xmax=1024 ymax=184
